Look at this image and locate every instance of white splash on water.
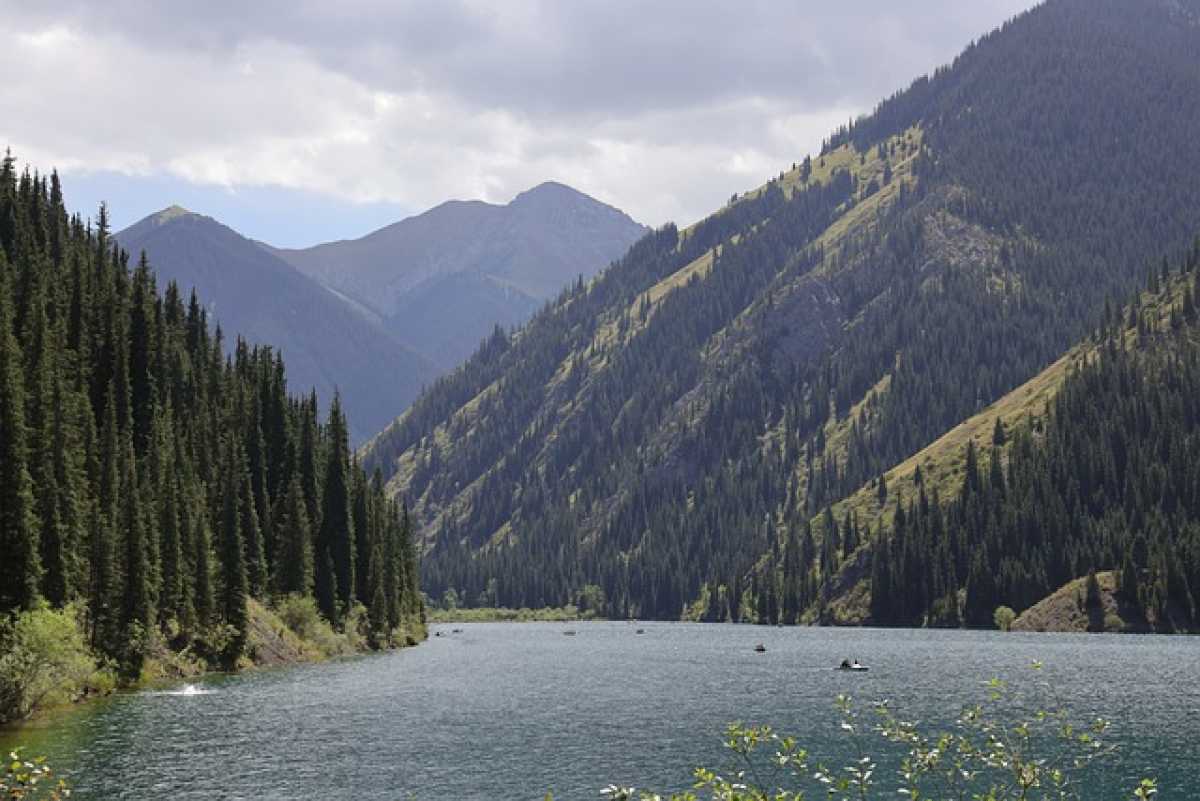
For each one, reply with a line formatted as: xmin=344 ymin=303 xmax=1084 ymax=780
xmin=154 ymin=683 xmax=214 ymax=696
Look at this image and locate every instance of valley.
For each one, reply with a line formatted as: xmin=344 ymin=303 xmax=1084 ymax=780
xmin=366 ymin=0 xmax=1200 ymax=634
xmin=5 ymin=1 xmax=1200 ymax=798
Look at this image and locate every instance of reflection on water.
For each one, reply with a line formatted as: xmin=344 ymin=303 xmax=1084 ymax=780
xmin=2 ymin=624 xmax=1197 ymax=799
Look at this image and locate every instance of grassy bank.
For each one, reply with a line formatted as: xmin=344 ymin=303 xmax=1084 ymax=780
xmin=0 ymin=598 xmax=426 ymax=725
xmin=1011 ymin=571 xmax=1198 ymax=634
xmin=427 ymin=605 xmax=600 ymax=623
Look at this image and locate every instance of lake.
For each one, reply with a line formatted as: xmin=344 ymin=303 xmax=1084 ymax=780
xmin=2 ymin=623 xmax=1197 ymax=799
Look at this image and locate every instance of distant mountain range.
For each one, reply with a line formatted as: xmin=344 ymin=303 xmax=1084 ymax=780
xmin=116 ymin=184 xmax=646 ymax=441
xmin=115 ymin=207 xmax=438 ymax=444
xmin=270 ymin=182 xmax=647 ymax=369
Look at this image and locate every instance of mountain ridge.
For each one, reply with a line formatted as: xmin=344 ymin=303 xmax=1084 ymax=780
xmin=271 ymin=181 xmax=648 ymax=369
xmin=116 ymin=207 xmax=437 ymax=444
xmin=361 ymin=0 xmax=1200 ymax=623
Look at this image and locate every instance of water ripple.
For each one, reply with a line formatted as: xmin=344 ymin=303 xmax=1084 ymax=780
xmin=2 ymin=624 xmax=1197 ymax=800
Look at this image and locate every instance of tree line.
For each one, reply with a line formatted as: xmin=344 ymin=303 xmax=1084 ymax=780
xmin=0 ymin=153 xmax=422 ymax=677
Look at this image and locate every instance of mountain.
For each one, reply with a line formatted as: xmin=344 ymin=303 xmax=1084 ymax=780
xmin=115 ymin=207 xmax=437 ymax=444
xmin=272 ymin=182 xmax=648 ymax=369
xmin=361 ymin=0 xmax=1200 ymax=623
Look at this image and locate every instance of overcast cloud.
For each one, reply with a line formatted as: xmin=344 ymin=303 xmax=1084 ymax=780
xmin=0 ymin=1 xmax=1036 ymax=245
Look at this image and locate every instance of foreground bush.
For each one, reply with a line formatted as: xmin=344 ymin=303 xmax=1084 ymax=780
xmin=1 ymin=750 xmax=69 ymax=800
xmin=0 ymin=603 xmax=114 ymax=723
xmin=599 ymin=667 xmax=1156 ymax=801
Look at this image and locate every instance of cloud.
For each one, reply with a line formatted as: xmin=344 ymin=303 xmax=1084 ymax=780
xmin=0 ymin=1 xmax=1036 ymax=232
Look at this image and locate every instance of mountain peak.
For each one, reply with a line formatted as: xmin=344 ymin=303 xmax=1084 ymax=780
xmin=274 ymin=180 xmax=648 ymax=369
xmin=508 ymin=181 xmax=599 ymax=210
xmin=152 ymin=204 xmax=196 ymax=224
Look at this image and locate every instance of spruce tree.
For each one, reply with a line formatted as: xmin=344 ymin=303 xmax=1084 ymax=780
xmin=965 ymin=552 xmax=998 ymax=627
xmin=24 ymin=268 xmax=66 ymax=604
xmin=245 ymin=403 xmax=273 ymax=579
xmin=299 ymin=392 xmax=322 ymax=534
xmin=367 ymin=540 xmax=388 ymax=648
xmin=240 ymin=469 xmax=266 ymax=598
xmin=381 ymin=483 xmax=402 ymax=631
xmin=400 ymin=503 xmax=421 ymax=620
xmin=118 ymin=434 xmax=152 ymax=677
xmin=89 ymin=384 xmax=120 ymax=648
xmin=352 ymin=467 xmax=372 ymax=606
xmin=274 ymin=477 xmax=314 ymax=596
xmin=316 ymin=547 xmax=338 ymax=624
xmin=157 ymin=417 xmax=184 ymax=628
xmin=1120 ymin=550 xmax=1139 ymax=601
xmin=47 ymin=372 xmax=88 ymax=605
xmin=0 ymin=264 xmax=39 ymax=611
xmin=191 ymin=491 xmax=216 ymax=632
xmin=218 ymin=436 xmax=249 ymax=665
xmin=319 ymin=394 xmax=355 ymax=616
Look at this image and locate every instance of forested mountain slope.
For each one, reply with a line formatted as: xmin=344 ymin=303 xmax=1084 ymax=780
xmin=115 ymin=208 xmax=437 ymax=445
xmin=0 ymin=155 xmax=422 ymax=699
xmin=272 ymin=182 xmax=648 ymax=370
xmin=362 ymin=0 xmax=1200 ymax=622
xmin=855 ymin=258 xmax=1200 ymax=632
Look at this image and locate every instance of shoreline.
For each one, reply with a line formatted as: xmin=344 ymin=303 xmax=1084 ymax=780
xmin=429 ymin=608 xmax=1198 ymax=635
xmin=0 ymin=599 xmax=427 ymax=733
xmin=427 ymin=605 xmax=601 ymax=624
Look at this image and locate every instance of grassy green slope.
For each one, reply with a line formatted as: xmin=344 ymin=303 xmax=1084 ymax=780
xmin=822 ymin=275 xmax=1200 ymax=624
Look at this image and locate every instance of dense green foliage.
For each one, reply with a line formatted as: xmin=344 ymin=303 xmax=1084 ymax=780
xmin=600 ymin=674 xmax=1151 ymax=800
xmin=0 ymin=604 xmax=114 ymax=723
xmin=364 ymin=0 xmax=1200 ymax=623
xmin=870 ymin=258 xmax=1200 ymax=629
xmin=0 ymin=153 xmax=422 ymax=689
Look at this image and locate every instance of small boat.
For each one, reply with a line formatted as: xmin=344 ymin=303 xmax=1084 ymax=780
xmin=636 ymin=629 xmax=645 ymax=634
xmin=754 ymin=643 xmax=767 ymax=653
xmin=836 ymin=661 xmax=869 ymax=672
xmin=451 ymin=628 xmax=463 ymax=634
xmin=563 ymin=630 xmax=577 ymax=636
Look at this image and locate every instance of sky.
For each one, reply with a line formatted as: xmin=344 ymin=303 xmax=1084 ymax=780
xmin=1 ymin=1 xmax=1037 ymax=248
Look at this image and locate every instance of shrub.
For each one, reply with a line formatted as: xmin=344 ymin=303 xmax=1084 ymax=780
xmin=602 ymin=668 xmax=1154 ymax=800
xmin=274 ymin=594 xmax=324 ymax=641
xmin=341 ymin=603 xmax=368 ymax=653
xmin=273 ymin=595 xmax=356 ymax=658
xmin=0 ymin=603 xmax=112 ymax=722
xmin=993 ymin=605 xmax=1016 ymax=631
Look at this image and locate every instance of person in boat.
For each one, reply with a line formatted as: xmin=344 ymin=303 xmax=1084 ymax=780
xmin=840 ymin=658 xmax=851 ymax=669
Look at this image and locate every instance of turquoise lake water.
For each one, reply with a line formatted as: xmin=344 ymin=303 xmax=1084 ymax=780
xmin=3 ymin=623 xmax=1197 ymax=799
